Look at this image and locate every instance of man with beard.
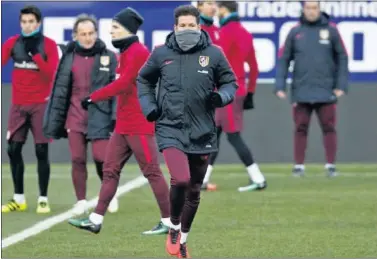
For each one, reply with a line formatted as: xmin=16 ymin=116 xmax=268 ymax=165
xmin=137 ymin=5 xmax=237 ymax=257
xmin=202 ymin=1 xmax=267 ymax=192
xmin=43 ymin=14 xmax=119 ymax=215
xmin=1 ymin=5 xmax=59 ymax=213
xmin=67 ymin=7 xmax=171 ymax=236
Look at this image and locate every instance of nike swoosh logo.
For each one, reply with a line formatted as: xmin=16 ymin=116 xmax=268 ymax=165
xmin=81 ymin=222 xmax=93 ymax=227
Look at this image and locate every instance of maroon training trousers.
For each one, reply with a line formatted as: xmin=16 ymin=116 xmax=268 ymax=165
xmin=68 ymin=131 xmax=108 ymax=201
xmin=293 ymin=103 xmax=337 ymax=164
xmin=163 ymin=147 xmax=210 ymax=233
xmin=7 ymin=103 xmax=50 ymax=143
xmin=94 ymin=133 xmax=170 ymax=218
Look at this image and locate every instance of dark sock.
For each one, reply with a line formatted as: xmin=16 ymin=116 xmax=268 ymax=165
xmin=94 ymin=160 xmax=104 ymax=181
xmin=227 ymin=132 xmax=254 ymax=167
xmin=7 ymin=141 xmax=25 ymax=195
xmin=170 ymin=184 xmax=188 ymax=226
xmin=35 ymin=144 xmax=50 ymax=197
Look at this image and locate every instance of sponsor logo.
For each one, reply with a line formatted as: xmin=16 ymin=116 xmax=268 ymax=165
xmin=5 ymin=1 xmax=368 ymax=84
xmin=14 ymin=61 xmax=39 ymax=70
xmin=99 ymin=67 xmax=109 ymax=72
xmin=237 ymin=1 xmax=377 ymax=18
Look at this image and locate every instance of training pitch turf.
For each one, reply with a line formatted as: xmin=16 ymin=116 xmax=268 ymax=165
xmin=1 ymin=163 xmax=377 ymax=258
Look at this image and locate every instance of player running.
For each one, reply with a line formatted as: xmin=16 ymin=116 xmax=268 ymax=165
xmin=137 ymin=5 xmax=237 ymax=257
xmin=1 ymin=5 xmax=59 ymax=213
xmin=202 ymin=1 xmax=267 ymax=192
xmin=67 ymin=7 xmax=171 ymax=236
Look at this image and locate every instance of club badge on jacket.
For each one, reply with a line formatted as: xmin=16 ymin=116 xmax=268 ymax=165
xmin=199 ymin=56 xmax=209 ymax=67
xmin=319 ymin=29 xmax=330 ymax=45
xmin=100 ymin=56 xmax=110 ymax=66
xmin=100 ymin=55 xmax=110 ymax=71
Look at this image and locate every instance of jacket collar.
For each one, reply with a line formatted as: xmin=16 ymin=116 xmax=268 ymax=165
xmin=200 ymin=14 xmax=214 ymax=26
xmin=220 ymin=12 xmax=240 ymax=27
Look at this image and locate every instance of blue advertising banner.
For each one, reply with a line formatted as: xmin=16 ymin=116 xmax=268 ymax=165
xmin=2 ymin=1 xmax=377 ymax=83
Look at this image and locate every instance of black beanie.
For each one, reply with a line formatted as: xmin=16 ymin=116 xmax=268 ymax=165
xmin=113 ymin=7 xmax=144 ymax=34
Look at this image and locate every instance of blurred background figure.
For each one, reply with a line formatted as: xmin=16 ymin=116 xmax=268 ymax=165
xmin=43 ymin=14 xmax=119 ymax=215
xmin=202 ymin=1 xmax=267 ymax=192
xmin=197 ymin=0 xmax=219 ymax=44
xmin=275 ymin=1 xmax=348 ymax=177
xmin=1 ymin=5 xmax=59 ymax=214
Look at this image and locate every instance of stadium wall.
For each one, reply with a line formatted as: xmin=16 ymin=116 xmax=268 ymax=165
xmin=2 ymin=83 xmax=377 ymax=164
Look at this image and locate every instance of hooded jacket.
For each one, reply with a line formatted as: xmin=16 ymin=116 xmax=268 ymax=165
xmin=137 ymin=30 xmax=238 ymax=154
xmin=275 ymin=12 xmax=349 ymax=103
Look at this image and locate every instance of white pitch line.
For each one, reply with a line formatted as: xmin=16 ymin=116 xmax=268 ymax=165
xmin=1 ymin=172 xmax=376 ymax=180
xmin=1 ymin=174 xmax=141 ymax=179
xmin=1 ymin=176 xmax=148 ymax=249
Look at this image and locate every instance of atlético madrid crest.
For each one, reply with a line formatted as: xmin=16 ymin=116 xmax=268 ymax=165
xmin=199 ymin=56 xmax=209 ymax=67
xmin=319 ymin=29 xmax=329 ymax=40
xmin=100 ymin=56 xmax=110 ymax=66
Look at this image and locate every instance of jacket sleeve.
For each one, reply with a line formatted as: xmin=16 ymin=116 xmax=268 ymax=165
xmin=214 ymin=48 xmax=238 ymax=107
xmin=275 ymin=29 xmax=295 ymax=92
xmin=32 ymin=38 xmax=59 ymax=84
xmin=108 ymin=52 xmax=118 ymax=120
xmin=246 ymin=34 xmax=259 ymax=93
xmin=43 ymin=55 xmax=72 ymax=139
xmin=136 ymin=49 xmax=161 ymax=118
xmin=90 ymin=48 xmax=149 ymax=102
xmin=331 ymin=25 xmax=349 ymax=93
xmin=1 ymin=36 xmax=18 ymax=66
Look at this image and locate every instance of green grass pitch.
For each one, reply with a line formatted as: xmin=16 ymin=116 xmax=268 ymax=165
xmin=1 ymin=163 xmax=377 ymax=258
